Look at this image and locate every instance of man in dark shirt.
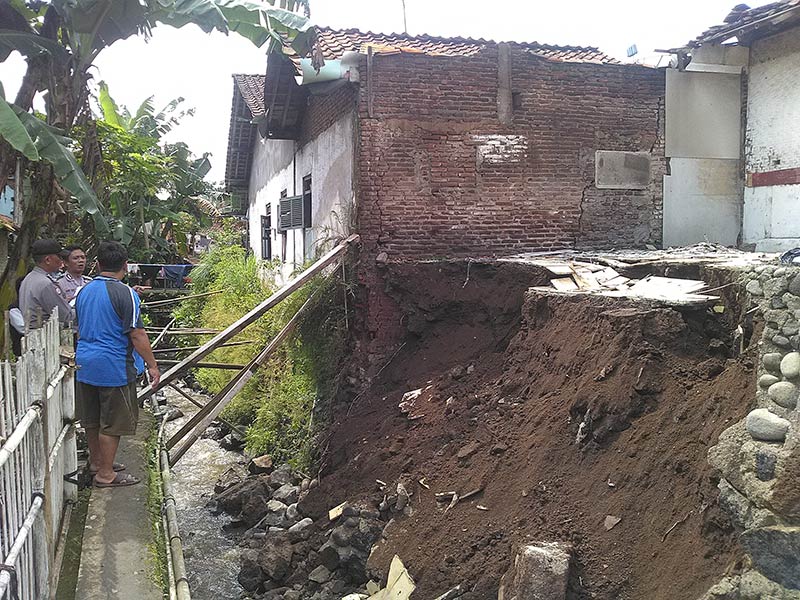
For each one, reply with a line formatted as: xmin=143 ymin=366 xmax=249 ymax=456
xmin=75 ymin=241 xmax=160 ymax=487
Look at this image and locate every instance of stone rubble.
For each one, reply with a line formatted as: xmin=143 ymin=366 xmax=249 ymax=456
xmin=212 ymin=462 xmax=395 ymax=600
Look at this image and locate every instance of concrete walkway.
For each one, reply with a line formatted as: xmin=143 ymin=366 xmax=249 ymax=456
xmin=75 ymin=411 xmax=162 ymax=600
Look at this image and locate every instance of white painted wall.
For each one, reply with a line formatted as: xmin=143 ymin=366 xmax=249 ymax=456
xmin=663 ymin=48 xmax=745 ymax=247
xmin=665 ymin=68 xmax=742 ymax=160
xmin=247 ymin=112 xmax=355 ymax=279
xmin=663 ymin=158 xmax=741 ymax=247
xmin=743 ymin=28 xmax=800 ymax=251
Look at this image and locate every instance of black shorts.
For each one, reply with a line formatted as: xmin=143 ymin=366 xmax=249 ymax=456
xmin=77 ymin=381 xmax=139 ymax=436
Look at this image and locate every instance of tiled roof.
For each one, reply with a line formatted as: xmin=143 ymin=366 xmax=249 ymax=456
xmin=316 ymin=27 xmax=618 ymax=64
xmin=232 ymin=74 xmax=266 ymax=117
xmin=224 ymin=74 xmax=265 ymax=212
xmin=688 ymin=0 xmax=800 ymax=46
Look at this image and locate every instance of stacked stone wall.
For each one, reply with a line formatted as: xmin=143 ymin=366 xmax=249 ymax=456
xmin=702 ymin=265 xmax=800 ymax=600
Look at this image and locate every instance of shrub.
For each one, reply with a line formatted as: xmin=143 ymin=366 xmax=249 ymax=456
xmin=173 ymin=229 xmax=351 ymax=470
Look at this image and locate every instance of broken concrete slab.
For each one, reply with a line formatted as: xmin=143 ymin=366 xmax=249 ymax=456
xmin=498 ymin=542 xmax=572 ymax=600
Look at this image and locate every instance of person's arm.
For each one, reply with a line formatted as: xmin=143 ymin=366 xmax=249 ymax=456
xmin=130 ymin=328 xmax=160 ymax=389
xmin=109 ymin=281 xmax=160 ymax=388
xmin=40 ymin=281 xmax=75 ymax=326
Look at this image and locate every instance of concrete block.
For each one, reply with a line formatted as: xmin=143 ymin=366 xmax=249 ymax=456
xmin=595 ymin=151 xmax=651 ymax=189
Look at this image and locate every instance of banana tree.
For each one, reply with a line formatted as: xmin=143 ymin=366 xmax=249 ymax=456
xmin=0 ymin=0 xmax=316 ymax=301
xmin=90 ymin=83 xmax=225 ymax=258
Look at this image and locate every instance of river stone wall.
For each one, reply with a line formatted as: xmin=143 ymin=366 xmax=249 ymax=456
xmin=701 ymin=265 xmax=800 ymax=600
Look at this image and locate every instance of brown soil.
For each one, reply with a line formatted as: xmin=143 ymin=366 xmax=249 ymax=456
xmin=304 ymin=261 xmax=756 ymax=600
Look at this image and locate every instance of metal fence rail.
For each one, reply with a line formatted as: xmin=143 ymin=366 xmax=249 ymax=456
xmin=0 ymin=313 xmax=77 ymax=600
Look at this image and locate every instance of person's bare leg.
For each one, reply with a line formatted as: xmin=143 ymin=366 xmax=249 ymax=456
xmin=94 ymin=433 xmax=121 ymax=484
xmin=86 ymin=426 xmax=101 ymax=472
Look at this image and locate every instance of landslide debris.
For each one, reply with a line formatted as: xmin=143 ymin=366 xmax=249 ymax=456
xmin=301 ymin=263 xmax=755 ymax=600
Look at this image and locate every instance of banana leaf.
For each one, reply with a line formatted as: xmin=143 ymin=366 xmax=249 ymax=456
xmin=0 ymin=30 xmax=70 ymax=63
xmin=0 ymin=94 xmax=39 ymax=160
xmin=12 ymin=106 xmax=109 ymax=233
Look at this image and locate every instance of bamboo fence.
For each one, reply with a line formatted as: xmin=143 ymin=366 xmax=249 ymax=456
xmin=0 ymin=312 xmax=77 ymax=600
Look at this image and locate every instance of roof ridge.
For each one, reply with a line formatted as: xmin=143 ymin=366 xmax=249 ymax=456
xmin=314 ymin=25 xmax=605 ymax=54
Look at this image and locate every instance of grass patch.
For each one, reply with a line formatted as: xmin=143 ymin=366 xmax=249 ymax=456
xmin=143 ymin=418 xmax=168 ymax=595
xmin=172 ymin=225 xmax=353 ymax=471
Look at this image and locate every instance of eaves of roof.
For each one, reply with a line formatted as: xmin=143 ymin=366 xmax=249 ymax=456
xmin=687 ymin=0 xmax=800 ymax=47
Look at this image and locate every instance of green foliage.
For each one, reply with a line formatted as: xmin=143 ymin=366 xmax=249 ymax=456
xmin=79 ymin=85 xmax=227 ymax=260
xmin=173 ymin=235 xmax=351 ymax=470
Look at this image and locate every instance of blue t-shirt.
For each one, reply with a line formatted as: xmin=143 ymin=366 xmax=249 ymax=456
xmin=75 ymin=276 xmax=144 ymax=387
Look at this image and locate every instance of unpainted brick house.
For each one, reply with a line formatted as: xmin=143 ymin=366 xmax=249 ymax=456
xmin=225 ymin=27 xmax=665 ymax=356
xmin=663 ymin=0 xmax=800 ymax=251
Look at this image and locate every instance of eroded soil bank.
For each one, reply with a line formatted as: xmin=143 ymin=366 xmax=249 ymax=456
xmin=299 ymin=260 xmax=755 ymax=599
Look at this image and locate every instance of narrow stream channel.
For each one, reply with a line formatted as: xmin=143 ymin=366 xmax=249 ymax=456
xmin=162 ymin=386 xmax=245 ymax=599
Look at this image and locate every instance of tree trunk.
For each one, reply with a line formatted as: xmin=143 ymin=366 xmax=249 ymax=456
xmin=140 ymin=203 xmax=150 ymax=250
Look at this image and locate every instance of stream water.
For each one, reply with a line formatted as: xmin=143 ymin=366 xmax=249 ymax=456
xmin=162 ymin=386 xmax=245 ymax=599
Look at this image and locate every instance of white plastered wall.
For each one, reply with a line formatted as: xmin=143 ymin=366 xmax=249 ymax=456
xmin=662 ymin=49 xmax=746 ymax=247
xmin=743 ymin=28 xmax=800 ymax=251
xmin=247 ymin=112 xmax=355 ymax=279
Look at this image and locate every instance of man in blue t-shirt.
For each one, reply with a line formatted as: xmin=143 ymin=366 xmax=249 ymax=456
xmin=75 ymin=241 xmax=160 ymax=487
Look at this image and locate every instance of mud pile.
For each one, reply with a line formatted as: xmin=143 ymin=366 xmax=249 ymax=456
xmin=301 ymin=261 xmax=757 ymax=599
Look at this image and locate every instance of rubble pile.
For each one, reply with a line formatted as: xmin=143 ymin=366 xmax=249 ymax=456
xmin=213 ymin=462 xmax=392 ymax=600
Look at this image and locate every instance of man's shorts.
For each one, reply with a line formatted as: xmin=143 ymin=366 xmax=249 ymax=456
xmin=76 ymin=381 xmax=139 ymax=436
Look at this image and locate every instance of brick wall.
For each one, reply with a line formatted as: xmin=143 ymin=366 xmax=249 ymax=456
xmin=356 ymin=48 xmax=665 ymax=259
xmin=352 ymin=47 xmax=665 ymax=362
xmin=297 ymin=84 xmax=357 ymax=148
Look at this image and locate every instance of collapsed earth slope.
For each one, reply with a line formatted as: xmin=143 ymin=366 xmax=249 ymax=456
xmin=302 ymin=261 xmax=755 ymax=599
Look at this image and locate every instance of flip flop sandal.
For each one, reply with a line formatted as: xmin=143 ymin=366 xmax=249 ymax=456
xmin=89 ymin=462 xmax=126 ymax=475
xmin=94 ymin=472 xmax=140 ymax=488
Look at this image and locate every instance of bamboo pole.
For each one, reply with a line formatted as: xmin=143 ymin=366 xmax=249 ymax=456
xmin=168 ymin=291 xmax=315 ymax=464
xmin=150 ymin=317 xmax=177 ymax=350
xmin=138 ymin=234 xmax=359 ymax=402
xmin=156 ymin=361 xmax=247 ymax=370
xmin=142 ymin=290 xmax=222 ymax=308
xmin=160 ymin=441 xmax=191 ymax=599
xmin=0 ymin=407 xmax=40 ymax=470
xmin=0 ymin=494 xmax=44 ymax=597
xmin=152 ymin=340 xmax=256 ymax=355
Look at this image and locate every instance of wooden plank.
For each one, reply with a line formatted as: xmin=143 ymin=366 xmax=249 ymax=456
xmin=138 ymin=234 xmax=358 ymax=402
xmin=151 ymin=340 xmax=256 ymax=355
xmin=628 ymin=276 xmax=707 ymax=296
xmin=167 ymin=384 xmax=247 ymax=440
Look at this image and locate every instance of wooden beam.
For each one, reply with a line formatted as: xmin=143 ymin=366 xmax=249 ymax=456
xmin=138 ymin=234 xmax=359 ymax=401
xmin=167 ymin=383 xmax=247 ymax=440
xmin=167 ymin=290 xmax=316 ymax=464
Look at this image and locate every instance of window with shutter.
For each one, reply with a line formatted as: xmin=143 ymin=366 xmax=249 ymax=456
xmin=278 ymin=195 xmax=304 ymax=230
xmin=260 ymin=212 xmax=271 ymax=260
xmin=302 ymin=175 xmax=312 ymax=228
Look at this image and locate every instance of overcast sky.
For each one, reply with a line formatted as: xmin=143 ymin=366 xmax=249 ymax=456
xmin=0 ymin=0 xmax=769 ymax=182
